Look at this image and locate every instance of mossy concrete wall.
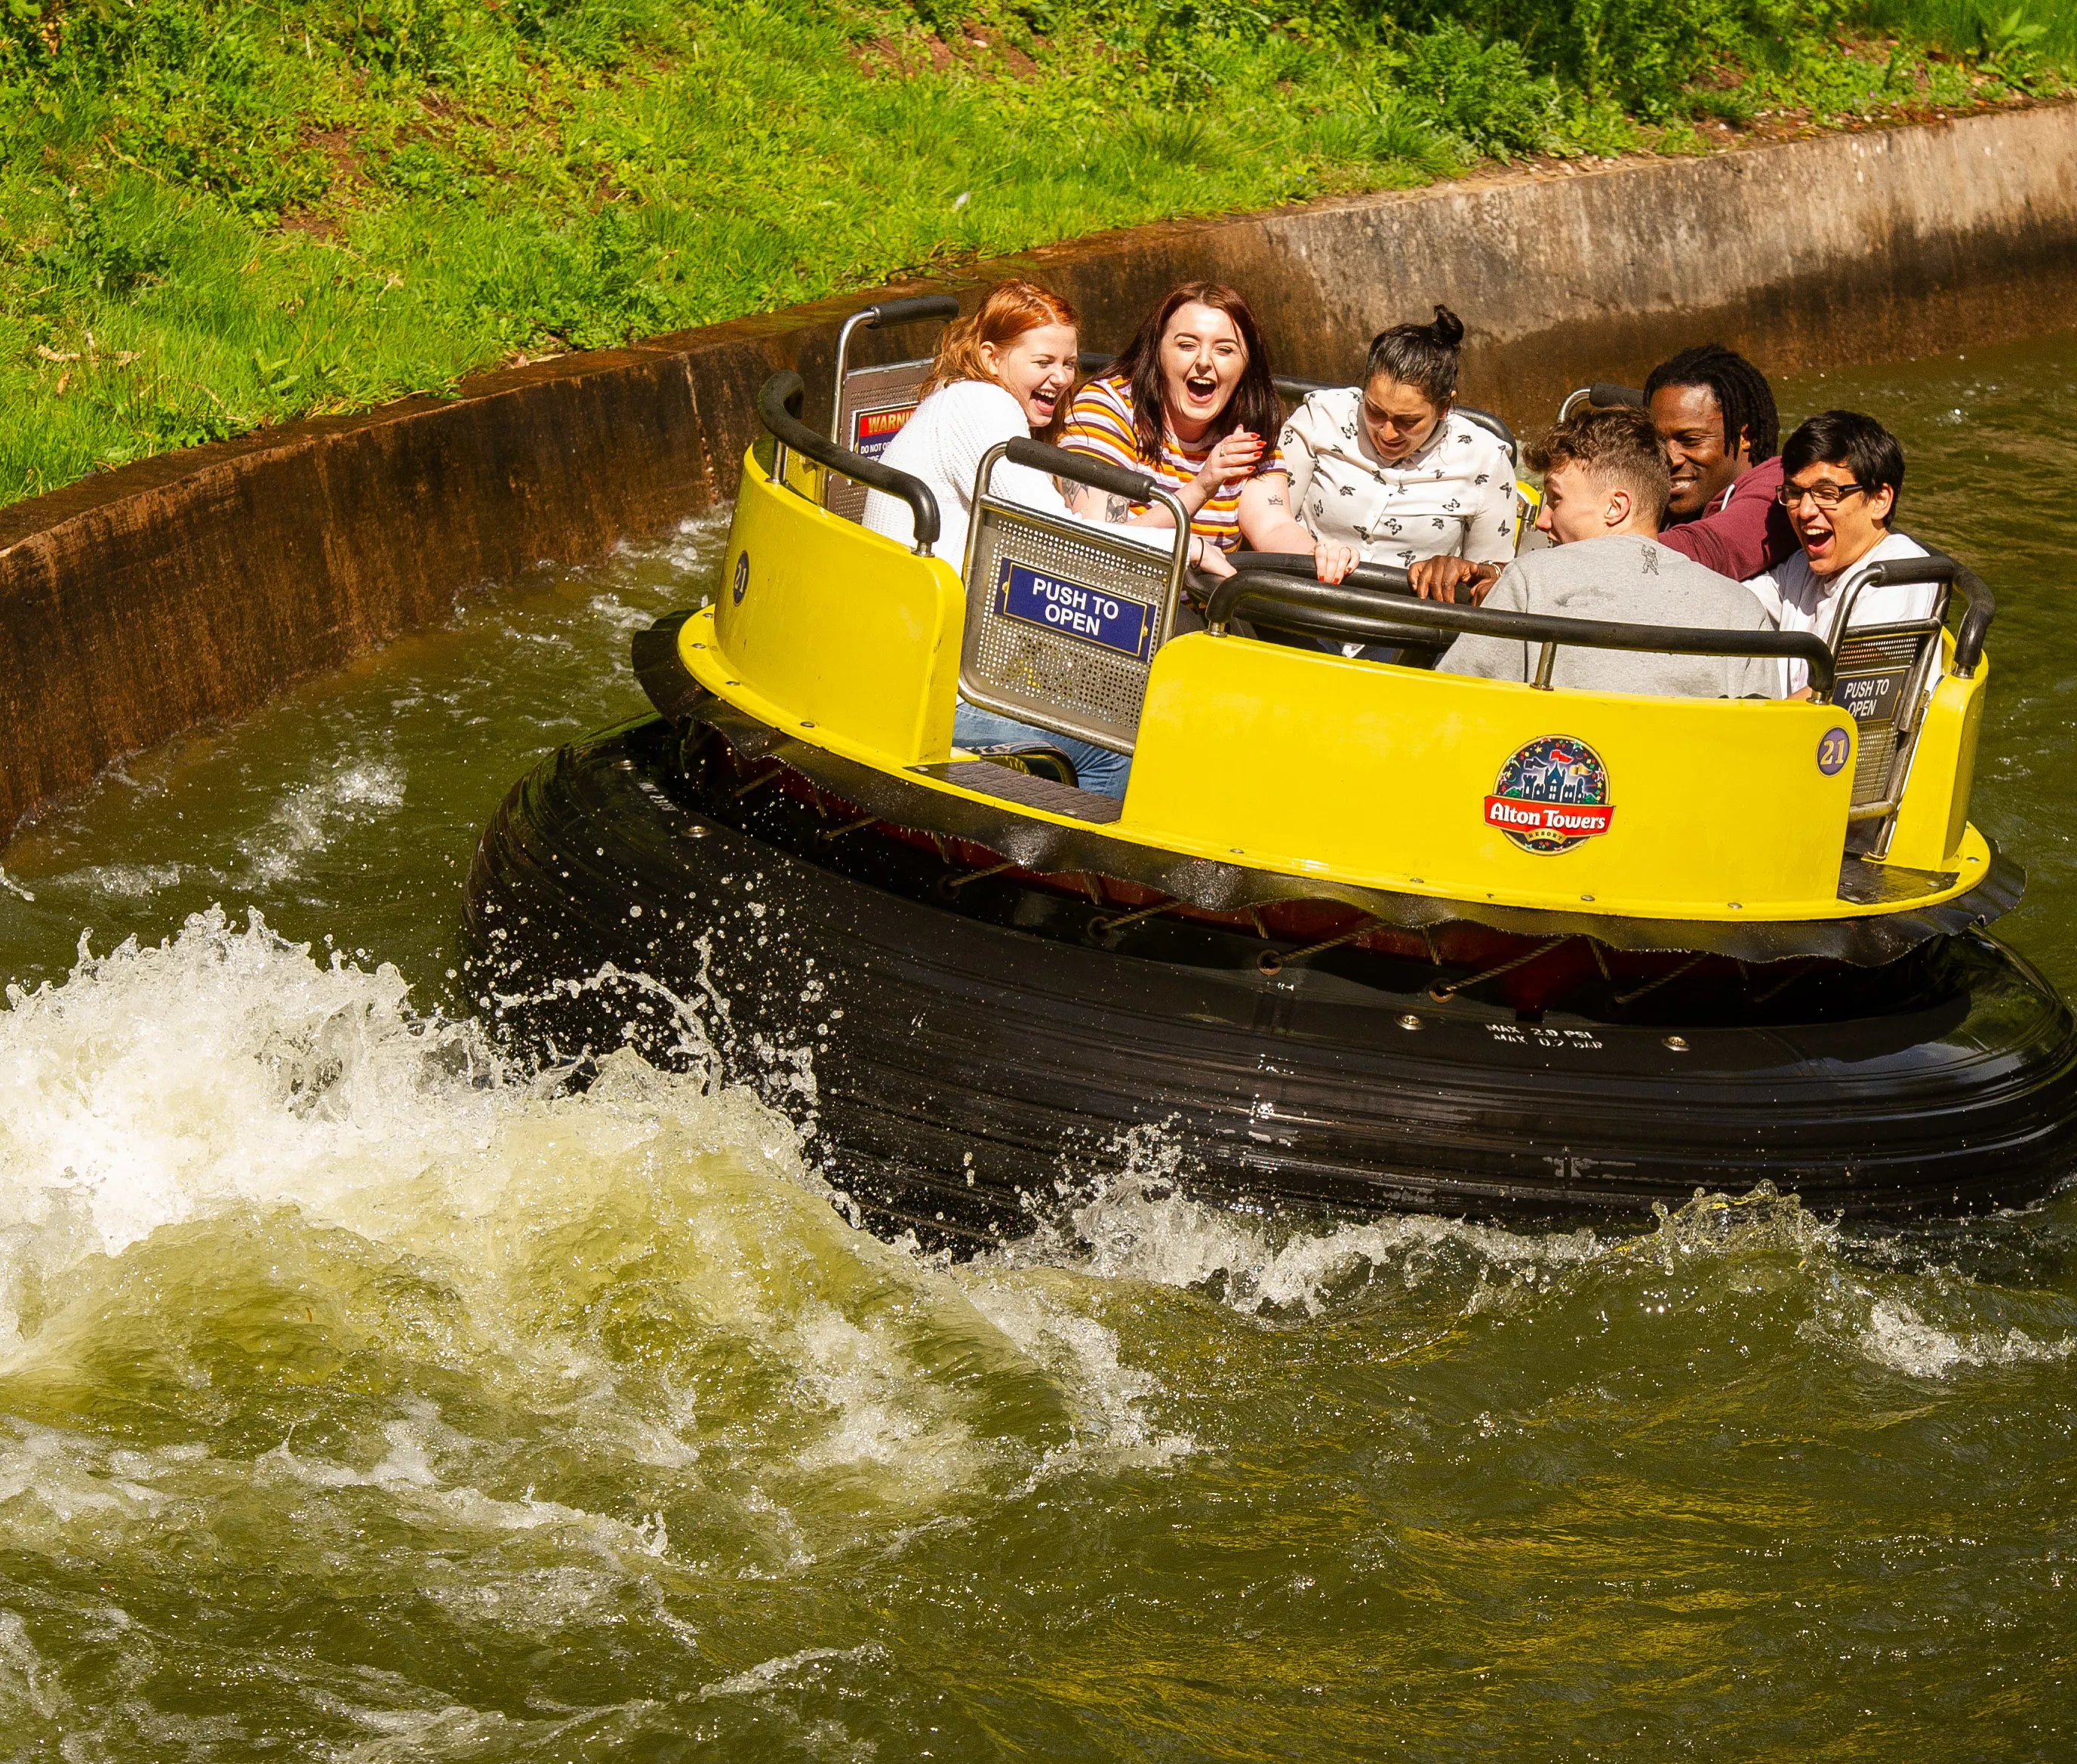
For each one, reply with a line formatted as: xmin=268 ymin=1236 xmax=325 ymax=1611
xmin=5 ymin=102 xmax=2075 ymax=844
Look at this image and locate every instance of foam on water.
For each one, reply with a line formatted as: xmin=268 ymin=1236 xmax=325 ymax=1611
xmin=1 ymin=923 xmax=2072 ymax=1754
xmin=0 ymin=908 xmax=1179 ymax=1506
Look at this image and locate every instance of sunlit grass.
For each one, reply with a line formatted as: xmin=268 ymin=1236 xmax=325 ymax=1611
xmin=2 ymin=0 xmax=2071 ymax=507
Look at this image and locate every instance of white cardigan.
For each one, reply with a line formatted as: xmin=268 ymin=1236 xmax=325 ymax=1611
xmin=863 ymin=380 xmax=1070 ymax=565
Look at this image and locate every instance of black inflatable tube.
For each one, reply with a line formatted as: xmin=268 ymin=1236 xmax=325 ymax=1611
xmin=460 ymin=714 xmax=2077 ymax=1245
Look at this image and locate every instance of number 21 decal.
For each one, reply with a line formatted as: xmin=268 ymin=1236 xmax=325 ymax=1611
xmin=1817 ymin=726 xmax=1851 ymax=777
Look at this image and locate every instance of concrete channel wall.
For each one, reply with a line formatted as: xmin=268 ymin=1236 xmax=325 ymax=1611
xmin=4 ymin=102 xmax=2075 ymax=845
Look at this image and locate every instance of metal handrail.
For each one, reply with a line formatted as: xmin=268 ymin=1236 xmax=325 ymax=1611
xmin=1826 ymin=543 xmax=1992 ymax=681
xmin=756 ymin=370 xmax=941 ymax=556
xmin=981 ymin=437 xmax=1193 ymax=603
xmin=827 ymin=296 xmax=960 ymax=445
xmin=1557 ymin=382 xmax=1645 ymax=423
xmin=1206 ymin=565 xmax=1839 ymax=694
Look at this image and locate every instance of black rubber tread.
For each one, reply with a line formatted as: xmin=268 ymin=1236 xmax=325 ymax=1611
xmin=462 ymin=716 xmax=2077 ymax=1242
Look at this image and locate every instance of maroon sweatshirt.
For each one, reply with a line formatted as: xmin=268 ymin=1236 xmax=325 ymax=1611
xmin=1657 ymin=454 xmax=1799 ymax=580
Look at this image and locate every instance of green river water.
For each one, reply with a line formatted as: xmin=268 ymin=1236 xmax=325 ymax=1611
xmin=1 ymin=336 xmax=2074 ymax=1759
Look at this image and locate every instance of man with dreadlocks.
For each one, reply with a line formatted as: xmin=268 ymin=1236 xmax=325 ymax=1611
xmin=1644 ymin=343 xmax=1799 ymax=582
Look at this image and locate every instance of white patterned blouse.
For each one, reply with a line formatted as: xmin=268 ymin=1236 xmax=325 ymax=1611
xmin=1279 ymin=389 xmax=1519 ymax=572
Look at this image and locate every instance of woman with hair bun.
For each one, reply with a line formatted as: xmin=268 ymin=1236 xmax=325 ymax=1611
xmin=863 ymin=278 xmax=1146 ymax=796
xmin=1280 ymin=305 xmax=1519 ymax=612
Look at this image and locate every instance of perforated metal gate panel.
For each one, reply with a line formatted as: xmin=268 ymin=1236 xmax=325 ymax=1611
xmin=958 ymin=500 xmax=1180 ymax=754
xmin=825 ymin=361 xmax=933 ymax=523
xmin=1830 ymin=620 xmax=1943 ymax=811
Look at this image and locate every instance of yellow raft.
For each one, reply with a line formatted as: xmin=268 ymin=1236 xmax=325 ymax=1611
xmin=463 ymin=324 xmax=2070 ymax=1245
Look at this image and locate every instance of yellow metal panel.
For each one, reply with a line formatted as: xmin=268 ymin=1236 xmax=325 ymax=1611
xmin=1122 ymin=633 xmax=1856 ymax=919
xmin=677 ymin=488 xmax=1992 ymax=926
xmin=709 ymin=451 xmax=965 ymax=766
xmin=1883 ymin=657 xmax=1988 ymax=873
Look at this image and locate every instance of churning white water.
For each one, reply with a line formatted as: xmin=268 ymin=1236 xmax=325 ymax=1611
xmin=6 ymin=340 xmax=2077 ymax=1753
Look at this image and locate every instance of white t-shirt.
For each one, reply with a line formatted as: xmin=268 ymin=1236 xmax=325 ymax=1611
xmin=863 ymin=380 xmax=1069 ymax=565
xmin=1279 ymin=391 xmax=1519 ymax=571
xmin=1743 ymin=530 xmax=1933 ymax=694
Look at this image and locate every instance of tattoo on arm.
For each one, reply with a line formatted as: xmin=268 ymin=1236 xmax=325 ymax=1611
xmin=1104 ymin=494 xmax=1131 ymax=522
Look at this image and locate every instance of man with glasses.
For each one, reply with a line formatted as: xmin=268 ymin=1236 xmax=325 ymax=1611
xmin=1744 ymin=410 xmax=1928 ymax=697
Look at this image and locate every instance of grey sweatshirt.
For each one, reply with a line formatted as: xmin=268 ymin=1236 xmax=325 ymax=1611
xmin=1437 ymin=534 xmax=1780 ymax=699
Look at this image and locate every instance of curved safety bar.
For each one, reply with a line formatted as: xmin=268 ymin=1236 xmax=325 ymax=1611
xmin=858 ymin=294 xmax=961 ymax=328
xmin=760 ymin=370 xmax=941 ymax=555
xmin=1273 ymin=375 xmax=1333 ymax=402
xmin=1005 ymin=436 xmax=1161 ymax=507
xmin=1557 ymin=383 xmax=1647 ymax=422
xmin=1078 ymin=349 xmax=1115 ymax=374
xmin=1864 ymin=546 xmax=1994 ymax=678
xmin=828 ymin=296 xmax=961 ymax=445
xmin=1208 ymin=569 xmax=1839 ymax=693
xmin=1826 ymin=544 xmax=1995 ymax=680
xmin=1224 ymin=550 xmax=1417 ymax=598
xmin=1948 ymin=564 xmax=1995 ymax=677
xmin=1458 ymin=405 xmax=1519 ymax=454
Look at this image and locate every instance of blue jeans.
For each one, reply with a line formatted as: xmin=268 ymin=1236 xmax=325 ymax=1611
xmin=952 ymin=701 xmax=1132 ymax=799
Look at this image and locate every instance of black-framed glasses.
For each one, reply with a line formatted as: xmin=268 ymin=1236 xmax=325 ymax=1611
xmin=1777 ymin=480 xmax=1869 ymax=510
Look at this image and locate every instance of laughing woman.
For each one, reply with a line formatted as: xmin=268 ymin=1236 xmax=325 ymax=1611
xmin=862 ymin=279 xmax=1138 ymax=796
xmin=1060 ymin=282 xmax=1355 ymax=581
xmin=1280 ymin=305 xmax=1518 ymax=603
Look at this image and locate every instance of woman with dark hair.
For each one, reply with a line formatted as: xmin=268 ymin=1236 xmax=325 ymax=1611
xmin=1060 ymin=282 xmax=1343 ymax=576
xmin=1282 ymin=305 xmax=1518 ymax=608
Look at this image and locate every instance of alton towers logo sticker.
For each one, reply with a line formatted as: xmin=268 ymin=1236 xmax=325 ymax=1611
xmin=1485 ymin=734 xmax=1616 ymax=854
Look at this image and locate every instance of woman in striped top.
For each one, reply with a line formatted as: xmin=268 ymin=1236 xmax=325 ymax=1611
xmin=1060 ymin=283 xmax=1357 ymax=583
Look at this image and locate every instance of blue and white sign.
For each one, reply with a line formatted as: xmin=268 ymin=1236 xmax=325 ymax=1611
xmin=995 ymin=561 xmax=1151 ymax=660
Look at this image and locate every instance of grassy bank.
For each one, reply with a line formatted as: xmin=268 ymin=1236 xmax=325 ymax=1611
xmin=2 ymin=0 xmax=2071 ymax=508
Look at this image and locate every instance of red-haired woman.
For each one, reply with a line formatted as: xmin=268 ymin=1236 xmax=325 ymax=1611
xmin=863 ymin=279 xmax=1163 ymax=796
xmin=1060 ymin=282 xmax=1356 ymax=582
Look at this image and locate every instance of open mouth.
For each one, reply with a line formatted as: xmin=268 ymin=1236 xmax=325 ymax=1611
xmin=1183 ymin=371 xmax=1219 ymax=404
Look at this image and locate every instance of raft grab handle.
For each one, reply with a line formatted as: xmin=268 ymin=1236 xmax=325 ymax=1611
xmin=1004 ymin=436 xmax=1163 ymax=510
xmin=758 ymin=370 xmax=943 ymax=556
xmin=857 ymin=294 xmax=962 ymax=329
xmin=1208 ymin=568 xmax=1839 ymax=693
xmin=1833 ymin=547 xmax=1993 ymax=679
xmin=827 ymin=297 xmax=961 ymax=446
xmin=1557 ymin=383 xmax=1646 ymax=422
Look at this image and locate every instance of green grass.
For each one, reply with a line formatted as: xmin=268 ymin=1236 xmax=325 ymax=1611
xmin=2 ymin=0 xmax=2070 ymax=508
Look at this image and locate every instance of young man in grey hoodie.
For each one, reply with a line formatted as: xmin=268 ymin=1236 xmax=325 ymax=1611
xmin=1436 ymin=405 xmax=1780 ymax=700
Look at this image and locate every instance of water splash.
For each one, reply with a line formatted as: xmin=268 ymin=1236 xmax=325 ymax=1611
xmin=0 ymin=907 xmax=1171 ymax=1508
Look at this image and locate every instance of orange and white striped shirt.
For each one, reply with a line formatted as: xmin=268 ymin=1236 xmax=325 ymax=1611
xmin=1060 ymin=373 xmax=1284 ymax=552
